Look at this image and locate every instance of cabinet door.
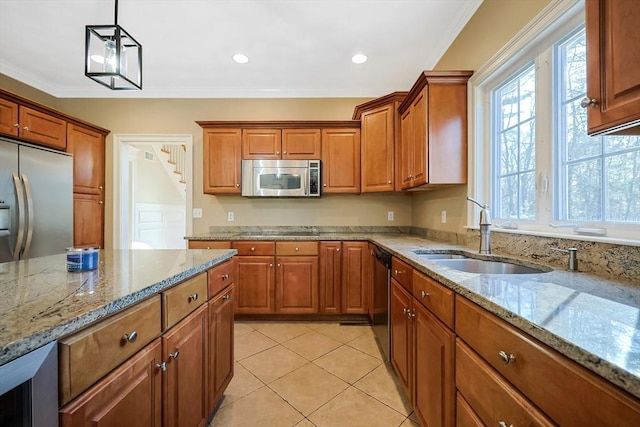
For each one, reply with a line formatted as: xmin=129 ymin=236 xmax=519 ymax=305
xmin=361 ymin=104 xmax=395 ymax=192
xmin=0 ymin=97 xmax=19 ymax=137
xmin=18 ymin=106 xmax=67 ymax=150
xmin=399 ymin=108 xmax=413 ymax=190
xmin=411 ymin=88 xmax=427 ymax=187
xmin=73 ymin=193 xmax=104 ymax=248
xmin=67 ymin=123 xmax=105 ymax=195
xmin=319 ymin=241 xmax=342 ymax=314
xmin=413 ymin=302 xmax=455 ymax=427
xmin=585 ymin=0 xmax=640 ymax=135
xmin=60 ymin=339 xmax=163 ymax=427
xmin=163 ymin=304 xmax=208 ymax=427
xmin=390 ymin=279 xmax=412 ymax=395
xmin=242 ymin=129 xmax=282 ymax=159
xmin=341 ymin=241 xmax=369 ymax=314
xmin=275 ymin=255 xmax=319 ymax=313
xmin=203 ymin=128 xmax=241 ymax=194
xmin=208 ymin=285 xmax=234 ymax=412
xmin=321 ymin=128 xmax=361 ymax=193
xmin=235 ymin=255 xmax=275 ymax=314
xmin=282 ymin=128 xmax=321 ymax=159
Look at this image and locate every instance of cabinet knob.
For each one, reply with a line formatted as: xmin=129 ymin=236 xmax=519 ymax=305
xmin=580 ymin=97 xmax=598 ymax=108
xmin=269 ymin=263 xmax=273 ymax=267
xmin=156 ymin=362 xmax=167 ymax=371
xmin=283 ymin=151 xmax=287 ymax=154
xmin=188 ymin=293 xmax=199 ymax=302
xmin=99 ymin=186 xmax=103 ymax=190
xmin=295 ymin=247 xmax=299 ymax=251
xmin=250 ymin=247 xmax=255 ymax=251
xmin=13 ymin=123 xmax=19 ymax=128
xmin=277 ymin=263 xmax=281 ymax=267
xmin=169 ymin=350 xmax=180 ymax=360
xmin=22 ymin=126 xmax=29 ymax=131
xmin=387 ymin=180 xmax=392 ymax=184
xmin=236 ymin=183 xmax=240 ymax=187
xmin=498 ymin=350 xmax=516 ymax=365
xmin=98 ymin=200 xmax=103 ymax=204
xmin=276 ymin=151 xmax=281 ymax=155
xmin=122 ymin=331 xmax=138 ymax=343
xmin=421 ymin=290 xmax=429 ymax=299
xmin=336 ymin=248 xmax=340 ymax=252
xmin=221 ymin=273 xmax=229 ymax=280
xmin=223 ymin=294 xmax=231 ymax=300
xmin=498 ymin=422 xmax=514 ymax=427
xmin=206 ymin=246 xmax=211 ymax=249
xmin=323 ymin=183 xmax=327 ymax=187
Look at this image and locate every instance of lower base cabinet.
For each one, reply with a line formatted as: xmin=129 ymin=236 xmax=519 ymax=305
xmin=59 ymin=339 xmax=163 ymax=427
xmin=208 ymin=285 xmax=234 ymax=410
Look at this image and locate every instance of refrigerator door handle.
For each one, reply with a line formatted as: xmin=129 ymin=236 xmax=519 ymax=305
xmin=12 ymin=173 xmax=26 ymax=260
xmin=21 ymin=174 xmax=35 ymax=259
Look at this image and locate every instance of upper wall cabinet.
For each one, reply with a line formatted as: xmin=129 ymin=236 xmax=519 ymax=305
xmin=585 ymin=0 xmax=640 ymax=135
xmin=202 ymin=128 xmax=242 ymax=194
xmin=397 ymin=71 xmax=473 ymax=190
xmin=242 ymin=128 xmax=322 ymax=159
xmin=0 ymin=91 xmax=67 ymax=150
xmin=321 ymin=128 xmax=361 ymax=194
xmin=353 ymin=92 xmax=407 ymax=193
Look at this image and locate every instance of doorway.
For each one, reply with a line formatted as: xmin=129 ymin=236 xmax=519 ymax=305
xmin=113 ymin=135 xmax=193 ymax=249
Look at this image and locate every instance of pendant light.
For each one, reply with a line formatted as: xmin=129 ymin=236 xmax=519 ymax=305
xmin=85 ymin=0 xmax=142 ymax=90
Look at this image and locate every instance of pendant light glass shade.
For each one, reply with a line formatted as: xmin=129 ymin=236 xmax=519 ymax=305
xmin=85 ymin=1 xmax=142 ymax=90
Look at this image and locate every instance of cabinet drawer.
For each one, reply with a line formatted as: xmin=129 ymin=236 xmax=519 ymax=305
xmin=162 ymin=273 xmax=208 ymax=330
xmin=59 ymin=295 xmax=161 ymax=405
xmin=276 ymin=241 xmax=319 ymax=256
xmin=412 ymin=270 xmax=454 ymax=328
xmin=455 ymin=392 xmax=483 ymax=427
xmin=188 ymin=240 xmax=232 ymax=249
xmin=208 ymin=259 xmax=236 ymax=297
xmin=456 ymin=339 xmax=555 ymax=427
xmin=391 ymin=257 xmax=412 ymax=291
xmin=455 ymin=296 xmax=640 ymax=426
xmin=232 ymin=241 xmax=275 ymax=256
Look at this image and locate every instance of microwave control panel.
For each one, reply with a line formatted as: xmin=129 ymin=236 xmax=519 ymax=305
xmin=309 ymin=161 xmax=320 ymax=196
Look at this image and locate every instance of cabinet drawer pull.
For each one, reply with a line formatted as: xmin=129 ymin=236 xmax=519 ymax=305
xmin=403 ymin=307 xmax=408 ymax=315
xmin=394 ymin=269 xmax=404 ymax=275
xmin=498 ymin=350 xmax=516 ymax=365
xmin=295 ymin=247 xmax=299 ymax=251
xmin=156 ymin=362 xmax=167 ymax=371
xmin=421 ymin=290 xmax=429 ymax=298
xmin=189 ymin=293 xmax=199 ymax=302
xmin=13 ymin=123 xmax=19 ymax=128
xmin=221 ymin=273 xmax=229 ymax=280
xmin=169 ymin=350 xmax=180 ymax=360
xmin=22 ymin=126 xmax=29 ymax=131
xmin=580 ymin=96 xmax=598 ymax=108
xmin=122 ymin=331 xmax=138 ymax=343
xmin=250 ymin=247 xmax=255 ymax=252
xmin=498 ymin=422 xmax=514 ymax=427
xmin=223 ymin=294 xmax=231 ymax=300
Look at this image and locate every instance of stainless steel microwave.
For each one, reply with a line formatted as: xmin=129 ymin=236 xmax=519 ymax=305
xmin=241 ymin=159 xmax=321 ymax=197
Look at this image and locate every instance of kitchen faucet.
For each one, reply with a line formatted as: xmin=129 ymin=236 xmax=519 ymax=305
xmin=467 ymin=197 xmax=491 ymax=254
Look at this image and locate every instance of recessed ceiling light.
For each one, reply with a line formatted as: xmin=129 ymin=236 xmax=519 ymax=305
xmin=351 ymin=54 xmax=368 ymax=64
xmin=232 ymin=54 xmax=249 ymax=64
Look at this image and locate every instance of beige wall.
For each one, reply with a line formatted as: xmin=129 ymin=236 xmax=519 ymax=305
xmin=0 ymin=0 xmax=554 ymax=243
xmin=412 ymin=0 xmax=554 ymax=232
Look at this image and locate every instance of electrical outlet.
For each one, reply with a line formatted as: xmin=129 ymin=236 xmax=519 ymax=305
xmin=441 ymin=210 xmax=447 ymax=224
xmin=192 ymin=208 xmax=202 ymax=218
xmin=227 ymin=211 xmax=234 ymax=222
xmin=387 ymin=211 xmax=394 ymax=221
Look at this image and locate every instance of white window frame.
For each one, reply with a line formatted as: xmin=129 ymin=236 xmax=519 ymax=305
xmin=467 ymin=0 xmax=640 ymax=245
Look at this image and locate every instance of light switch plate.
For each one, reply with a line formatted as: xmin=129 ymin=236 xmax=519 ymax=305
xmin=192 ymin=208 xmax=202 ymax=218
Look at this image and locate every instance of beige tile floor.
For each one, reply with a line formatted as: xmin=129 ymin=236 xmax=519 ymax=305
xmin=209 ymin=321 xmax=420 ymax=427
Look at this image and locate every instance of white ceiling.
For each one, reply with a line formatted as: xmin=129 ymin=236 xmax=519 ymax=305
xmin=0 ymin=0 xmax=482 ymax=98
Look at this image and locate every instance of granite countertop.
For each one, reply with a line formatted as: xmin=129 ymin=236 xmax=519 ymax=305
xmin=190 ymin=229 xmax=640 ymax=399
xmin=0 ymin=249 xmax=236 ymax=366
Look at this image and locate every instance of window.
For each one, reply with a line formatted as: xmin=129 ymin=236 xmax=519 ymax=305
xmin=471 ymin=0 xmax=640 ymax=242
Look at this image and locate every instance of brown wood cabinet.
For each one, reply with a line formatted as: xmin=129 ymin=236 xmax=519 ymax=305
xmin=319 ymin=241 xmax=342 ymax=314
xmin=233 ymin=241 xmax=276 ymax=314
xmin=390 ymin=278 xmax=413 ymax=394
xmin=455 ymin=295 xmax=640 ymax=426
xmin=188 ymin=240 xmax=232 ymax=250
xmin=203 ymin=128 xmax=242 ymax=194
xmin=0 ymin=97 xmax=19 ymax=137
xmin=341 ymin=241 xmax=369 ymax=314
xmin=162 ymin=304 xmax=209 ymax=427
xmin=0 ymin=96 xmax=67 ymax=149
xmin=282 ymin=128 xmax=321 ymax=159
xmin=398 ymin=71 xmax=472 ymax=189
xmin=68 ymin=123 xmax=107 ymax=248
xmin=207 ymin=285 xmax=234 ymax=412
xmin=321 ymin=128 xmax=361 ymax=194
xmin=585 ymin=0 xmax=640 ymax=135
xmin=59 ymin=338 xmax=163 ymax=427
xmin=276 ymin=255 xmax=319 ymax=313
xmin=242 ymin=129 xmax=282 ymax=159
xmin=353 ymin=93 xmax=406 ymax=193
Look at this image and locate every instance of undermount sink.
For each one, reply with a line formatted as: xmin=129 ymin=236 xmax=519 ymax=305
xmin=234 ymin=230 xmax=319 ymax=237
xmin=434 ymin=258 xmax=548 ymax=275
xmin=412 ymin=250 xmax=469 ymax=260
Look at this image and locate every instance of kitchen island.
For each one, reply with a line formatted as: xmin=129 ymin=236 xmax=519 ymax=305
xmin=0 ymin=249 xmax=235 ymax=366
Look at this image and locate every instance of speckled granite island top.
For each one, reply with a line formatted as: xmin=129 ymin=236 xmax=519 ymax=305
xmin=0 ymin=249 xmax=235 ymax=366
xmin=191 ymin=229 xmax=640 ymax=399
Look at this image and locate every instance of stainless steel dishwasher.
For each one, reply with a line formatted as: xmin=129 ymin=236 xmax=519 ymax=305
xmin=372 ymin=245 xmax=392 ymax=362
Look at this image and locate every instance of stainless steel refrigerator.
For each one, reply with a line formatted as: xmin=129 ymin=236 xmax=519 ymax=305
xmin=0 ymin=138 xmax=73 ymax=262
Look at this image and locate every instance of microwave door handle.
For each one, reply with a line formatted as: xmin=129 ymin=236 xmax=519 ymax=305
xmin=12 ymin=173 xmax=26 ymax=260
xmin=303 ymin=172 xmax=308 ymax=196
xmin=21 ymin=174 xmax=34 ymax=259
